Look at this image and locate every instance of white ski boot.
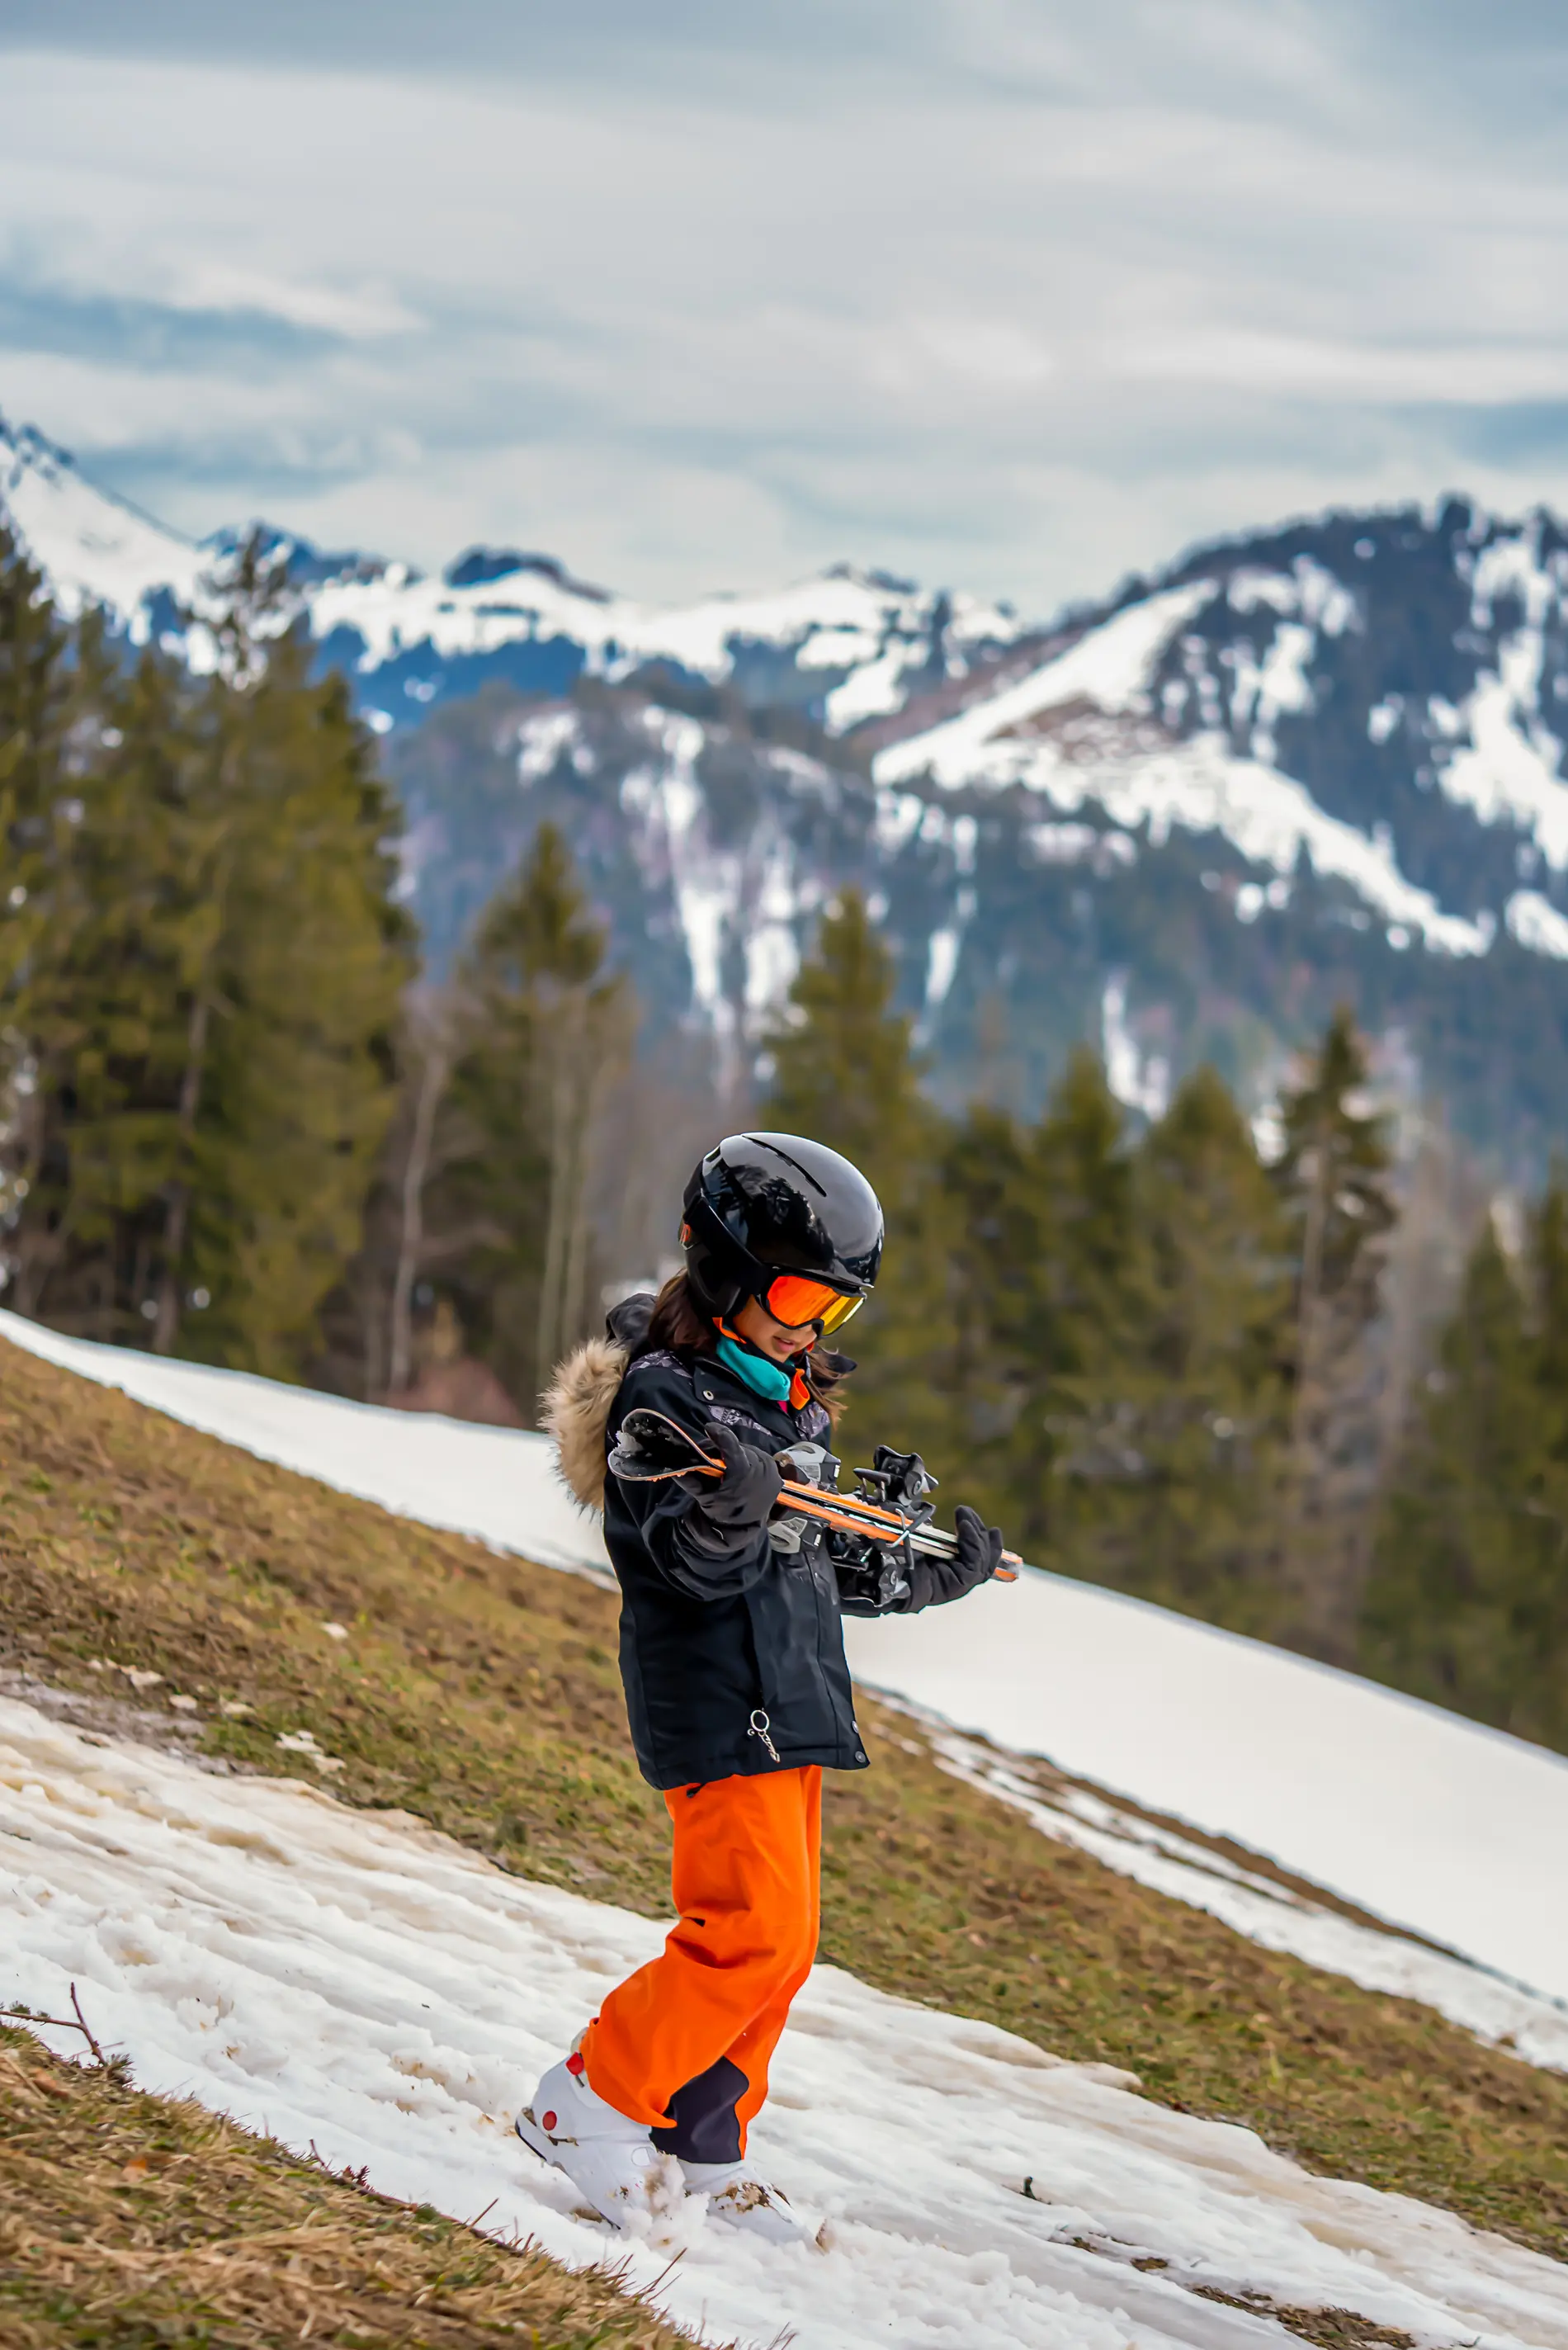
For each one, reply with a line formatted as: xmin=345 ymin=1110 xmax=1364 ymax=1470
xmin=681 ymin=2157 xmax=820 ymax=2246
xmin=516 ymin=2052 xmax=680 ymax=2231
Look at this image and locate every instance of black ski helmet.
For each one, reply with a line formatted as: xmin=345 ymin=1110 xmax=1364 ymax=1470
xmin=681 ymin=1132 xmax=884 ymax=1322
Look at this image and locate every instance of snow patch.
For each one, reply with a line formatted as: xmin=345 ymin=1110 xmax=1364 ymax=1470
xmin=844 ymin=1572 xmax=1568 ymax=2013
xmin=742 ymin=844 xmax=801 ymax=1013
xmin=1506 ymin=889 xmax=1568 ymax=959
xmin=875 ymin=582 xmax=1216 ymax=787
xmin=0 ymin=1310 xmax=612 ymax=1583
xmin=932 ymin=1729 xmax=1568 ymax=2074
xmin=1102 ymin=977 xmax=1170 ymax=1120
xmin=1436 ymin=633 xmax=1568 ymax=868
xmin=923 ymin=925 xmax=961 ymax=1012
xmin=824 ymin=646 xmax=916 ymax=729
xmin=0 ymin=421 xmax=207 ymax=632
xmin=1463 ymin=524 xmax=1561 ymax=631
xmin=1027 ymin=820 xmax=1101 ymax=864
xmin=872 ymin=575 xmax=1507 ymax=955
xmin=1227 ymin=622 xmax=1315 ymax=764
xmin=873 ymin=788 xmax=927 ymax=857
xmin=516 ymin=708 xmax=583 ymax=781
xmin=7 ymin=1697 xmax=1568 ymax=2350
xmin=897 ymin=723 xmax=1490 ymax=957
xmin=1226 ymin=556 xmax=1357 ymax=638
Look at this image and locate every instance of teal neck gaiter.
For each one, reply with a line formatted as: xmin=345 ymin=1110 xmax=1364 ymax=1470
xmin=715 ymin=1333 xmax=794 ymax=1404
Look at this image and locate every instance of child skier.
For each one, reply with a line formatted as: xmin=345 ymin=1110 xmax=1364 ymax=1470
xmin=521 ymin=1131 xmax=1008 ymax=2240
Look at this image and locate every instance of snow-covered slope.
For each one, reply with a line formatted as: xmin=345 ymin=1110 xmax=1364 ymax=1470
xmin=872 ymin=577 xmax=1476 ymax=935
xmin=873 ymin=526 xmax=1568 ymax=966
xmin=0 ymin=419 xmax=208 ymax=622
xmin=853 ymin=1582 xmax=1568 ymax=2020
xmin=7 ymin=1310 xmax=1568 ymax=2045
xmin=0 ymin=415 xmax=1022 ymax=732
xmin=7 ymin=1695 xmax=1568 ymax=2350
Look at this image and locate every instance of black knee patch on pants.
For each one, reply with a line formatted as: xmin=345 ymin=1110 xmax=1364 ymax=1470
xmin=651 ymin=2054 xmax=748 ymax=2163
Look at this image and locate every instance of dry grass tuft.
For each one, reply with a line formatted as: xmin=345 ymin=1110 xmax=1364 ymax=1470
xmin=0 ymin=2024 xmax=700 ymax=2348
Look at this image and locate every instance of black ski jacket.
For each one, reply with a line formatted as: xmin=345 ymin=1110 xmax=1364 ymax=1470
xmin=598 ymin=1308 xmax=916 ymax=1790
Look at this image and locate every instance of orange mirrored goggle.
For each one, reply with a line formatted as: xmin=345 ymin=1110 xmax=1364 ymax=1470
xmin=762 ymin=1273 xmax=865 ymax=1335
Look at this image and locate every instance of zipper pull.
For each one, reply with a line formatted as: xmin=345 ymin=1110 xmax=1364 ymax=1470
xmin=748 ymin=1708 xmax=781 ymax=1763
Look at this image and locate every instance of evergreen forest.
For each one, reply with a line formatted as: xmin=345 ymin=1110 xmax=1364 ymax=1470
xmin=3 ymin=523 xmax=1566 ymax=1761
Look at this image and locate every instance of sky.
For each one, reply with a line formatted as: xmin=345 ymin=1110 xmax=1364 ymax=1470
xmin=3 ymin=1 xmax=1568 ymax=614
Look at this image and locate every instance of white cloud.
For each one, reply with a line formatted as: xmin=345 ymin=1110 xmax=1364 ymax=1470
xmin=4 ymin=13 xmax=1568 ymax=608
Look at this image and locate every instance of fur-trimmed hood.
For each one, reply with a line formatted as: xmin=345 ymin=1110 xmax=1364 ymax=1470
xmin=541 ymin=1291 xmax=657 ymax=1510
xmin=541 ymin=1333 xmax=629 ymax=1511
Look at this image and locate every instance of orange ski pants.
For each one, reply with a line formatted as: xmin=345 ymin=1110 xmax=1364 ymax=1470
xmin=579 ymin=1766 xmax=821 ymax=2157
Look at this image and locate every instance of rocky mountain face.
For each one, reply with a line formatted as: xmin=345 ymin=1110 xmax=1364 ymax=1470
xmin=6 ymin=414 xmax=1568 ymax=1162
xmin=389 ymin=502 xmax=1568 ymax=1162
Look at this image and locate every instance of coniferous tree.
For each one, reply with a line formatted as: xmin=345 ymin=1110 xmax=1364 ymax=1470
xmin=177 ymin=641 xmax=415 ymax=1377
xmin=0 ymin=521 xmax=78 ymax=974
xmin=1108 ymin=1065 xmax=1293 ymax=1627
xmin=0 ymin=565 xmax=205 ymax=1335
xmin=0 ymin=530 xmax=413 ymax=1376
xmin=436 ymin=821 xmax=631 ymax=1416
xmin=940 ymin=1061 xmax=1295 ymax=1625
xmin=764 ymin=890 xmax=933 ymax=1198
xmin=1274 ymin=1006 xmax=1397 ymax=1656
xmin=0 ymin=522 xmax=98 ymax=1290
xmin=9 ymin=645 xmax=204 ymax=1339
xmin=1008 ymin=1050 xmax=1141 ymax=1559
xmin=1360 ymin=1197 xmax=1568 ymax=1751
xmin=935 ymin=1099 xmax=1044 ymax=1522
xmin=930 ymin=1051 xmax=1141 ymax=1554
xmin=763 ymin=891 xmax=954 ymax=1451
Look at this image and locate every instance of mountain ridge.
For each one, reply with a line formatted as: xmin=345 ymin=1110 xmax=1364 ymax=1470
xmin=7 ymin=410 xmax=1568 ymax=1160
xmin=0 ymin=412 xmax=1027 ymax=734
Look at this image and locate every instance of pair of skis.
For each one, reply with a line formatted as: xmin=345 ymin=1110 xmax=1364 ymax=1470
xmin=609 ymin=1407 xmax=1020 ymax=1581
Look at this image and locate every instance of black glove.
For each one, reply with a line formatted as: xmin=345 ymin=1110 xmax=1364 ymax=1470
xmin=904 ymin=1503 xmax=1005 ymax=1610
xmin=953 ymin=1503 xmax=1004 ymax=1586
xmin=684 ymin=1421 xmax=783 ymax=1541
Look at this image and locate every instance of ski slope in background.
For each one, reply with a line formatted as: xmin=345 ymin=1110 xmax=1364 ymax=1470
xmin=6 ymin=1694 xmax=1568 ymax=2350
xmin=4 ymin=1311 xmax=1567 ymax=2036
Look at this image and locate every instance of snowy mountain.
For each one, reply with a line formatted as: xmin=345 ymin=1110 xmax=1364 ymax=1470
xmin=7 ymin=412 xmax=1568 ymax=1158
xmin=0 ymin=418 xmax=210 ymax=629
xmin=874 ymin=510 xmax=1568 ymax=967
xmin=389 ymin=617 xmax=1568 ymax=1159
xmin=0 ymin=415 xmax=1024 ymax=730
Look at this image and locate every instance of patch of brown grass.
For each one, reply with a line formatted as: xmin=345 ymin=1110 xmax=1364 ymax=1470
xmin=1192 ymin=2286 xmax=1415 ymax=2350
xmin=0 ymin=2026 xmax=699 ymax=2348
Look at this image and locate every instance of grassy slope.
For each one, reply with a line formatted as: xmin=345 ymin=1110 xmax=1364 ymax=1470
xmin=0 ymin=2025 xmax=695 ymax=2350
xmin=1 ymin=1336 xmax=1566 ymax=2290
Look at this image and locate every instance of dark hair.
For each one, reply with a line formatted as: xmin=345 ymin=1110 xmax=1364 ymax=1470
xmin=647 ymin=1270 xmax=716 ymax=1356
xmin=646 ymin=1270 xmax=852 ymax=1417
